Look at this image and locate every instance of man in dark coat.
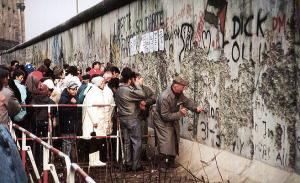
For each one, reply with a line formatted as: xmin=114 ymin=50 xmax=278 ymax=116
xmin=115 ymin=70 xmax=146 ymax=171
xmin=136 ymin=73 xmax=156 ymax=159
xmin=153 ymin=75 xmax=203 ymax=171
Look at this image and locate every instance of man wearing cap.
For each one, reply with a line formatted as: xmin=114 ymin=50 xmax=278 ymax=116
xmin=153 ymin=74 xmax=204 ymax=171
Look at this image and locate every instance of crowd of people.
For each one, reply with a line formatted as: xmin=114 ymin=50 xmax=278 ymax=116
xmin=0 ymin=58 xmax=204 ymax=173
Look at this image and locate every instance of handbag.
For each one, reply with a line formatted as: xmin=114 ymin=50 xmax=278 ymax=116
xmin=89 ymin=127 xmax=99 ymax=153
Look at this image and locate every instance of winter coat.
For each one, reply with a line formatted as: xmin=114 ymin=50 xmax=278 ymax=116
xmin=58 ymin=89 xmax=79 ymax=134
xmin=0 ymin=86 xmax=21 ymax=127
xmin=44 ymin=68 xmax=54 ymax=80
xmin=8 ymin=79 xmax=21 ymax=103
xmin=115 ymin=85 xmax=146 ymax=121
xmin=82 ymin=85 xmax=115 ymax=137
xmin=13 ymin=80 xmax=27 ymax=103
xmin=152 ymin=86 xmax=197 ymax=156
xmin=139 ymin=84 xmax=156 ymax=120
xmin=26 ymin=75 xmax=51 ymax=122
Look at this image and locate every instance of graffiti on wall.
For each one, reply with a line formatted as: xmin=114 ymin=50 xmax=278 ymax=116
xmin=51 ymin=35 xmax=64 ymax=65
xmin=253 ymin=116 xmax=289 ymax=168
xmin=0 ymin=0 xmax=298 ymax=172
xmin=230 ymin=9 xmax=268 ymax=63
xmin=111 ymin=10 xmax=164 ymax=63
xmin=204 ymin=0 xmax=228 ymax=34
xmin=179 ymin=23 xmax=194 ymax=62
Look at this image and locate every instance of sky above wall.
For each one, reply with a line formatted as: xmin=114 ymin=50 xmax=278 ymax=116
xmin=24 ymin=0 xmax=103 ymax=41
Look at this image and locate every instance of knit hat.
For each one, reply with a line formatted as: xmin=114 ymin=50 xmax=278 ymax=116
xmin=30 ymin=71 xmax=43 ymax=81
xmin=24 ymin=63 xmax=35 ymax=74
xmin=42 ymin=79 xmax=55 ymax=90
xmin=67 ymin=80 xmax=79 ymax=89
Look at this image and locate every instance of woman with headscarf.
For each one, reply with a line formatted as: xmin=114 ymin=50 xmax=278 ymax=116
xmin=82 ymin=76 xmax=115 ymax=167
xmin=25 ymin=70 xmax=56 ymax=168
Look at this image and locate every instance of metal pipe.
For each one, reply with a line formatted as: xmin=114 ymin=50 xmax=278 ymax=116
xmin=20 ymin=104 xmax=112 ymax=107
xmin=17 ymin=135 xmax=119 ymax=141
xmin=21 ymin=131 xmax=27 ymax=167
xmin=71 ymin=163 xmax=96 ymax=183
xmin=13 ymin=123 xmax=96 ymax=183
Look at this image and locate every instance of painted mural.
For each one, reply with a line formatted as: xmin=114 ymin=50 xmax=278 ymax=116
xmin=1 ymin=0 xmax=299 ymax=173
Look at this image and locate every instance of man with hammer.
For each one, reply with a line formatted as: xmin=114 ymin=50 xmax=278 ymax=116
xmin=153 ymin=74 xmax=204 ymax=171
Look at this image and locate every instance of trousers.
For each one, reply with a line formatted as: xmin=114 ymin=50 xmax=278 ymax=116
xmin=120 ymin=118 xmax=142 ymax=170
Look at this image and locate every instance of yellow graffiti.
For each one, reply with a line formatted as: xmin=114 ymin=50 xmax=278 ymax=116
xmin=111 ymin=43 xmax=120 ymax=65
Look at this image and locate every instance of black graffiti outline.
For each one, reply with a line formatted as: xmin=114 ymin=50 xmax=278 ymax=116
xmin=200 ymin=120 xmax=221 ymax=147
xmin=231 ymin=41 xmax=240 ymax=62
xmin=202 ymin=30 xmax=211 ymax=54
xmin=216 ymin=134 xmax=221 ymax=147
xmin=231 ymin=14 xmax=254 ymax=39
xmin=179 ymin=23 xmax=194 ymax=62
xmin=211 ymin=107 xmax=215 ymax=119
xmin=297 ymin=136 xmax=300 ymax=151
xmin=263 ymin=121 xmax=267 ymax=138
xmin=200 ymin=121 xmax=208 ymax=140
xmin=257 ymin=8 xmax=268 ymax=37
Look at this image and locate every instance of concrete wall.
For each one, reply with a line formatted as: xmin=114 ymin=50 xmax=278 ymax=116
xmin=1 ymin=0 xmax=299 ymax=174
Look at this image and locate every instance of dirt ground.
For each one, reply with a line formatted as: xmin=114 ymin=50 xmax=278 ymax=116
xmin=26 ymin=152 xmax=203 ymax=183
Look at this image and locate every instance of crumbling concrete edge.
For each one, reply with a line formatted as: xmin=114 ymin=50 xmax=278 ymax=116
xmin=178 ymin=138 xmax=300 ymax=183
xmin=148 ymin=128 xmax=300 ymax=182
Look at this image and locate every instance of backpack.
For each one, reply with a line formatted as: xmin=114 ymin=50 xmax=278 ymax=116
xmin=77 ymin=84 xmax=93 ymax=104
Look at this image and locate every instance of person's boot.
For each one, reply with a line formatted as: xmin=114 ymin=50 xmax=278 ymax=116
xmin=89 ymin=151 xmax=106 ymax=167
xmin=168 ymin=155 xmax=180 ymax=168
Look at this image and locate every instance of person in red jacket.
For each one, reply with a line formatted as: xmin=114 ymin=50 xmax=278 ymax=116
xmin=89 ymin=61 xmax=104 ymax=77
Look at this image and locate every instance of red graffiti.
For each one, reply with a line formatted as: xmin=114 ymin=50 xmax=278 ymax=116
xmin=217 ymin=3 xmax=227 ymax=34
xmin=194 ymin=13 xmax=205 ymax=46
xmin=272 ymin=14 xmax=286 ymax=33
xmin=204 ymin=0 xmax=228 ymax=34
xmin=176 ymin=4 xmax=193 ymax=19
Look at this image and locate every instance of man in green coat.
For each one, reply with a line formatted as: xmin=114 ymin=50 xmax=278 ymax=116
xmin=153 ymin=75 xmax=204 ymax=171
